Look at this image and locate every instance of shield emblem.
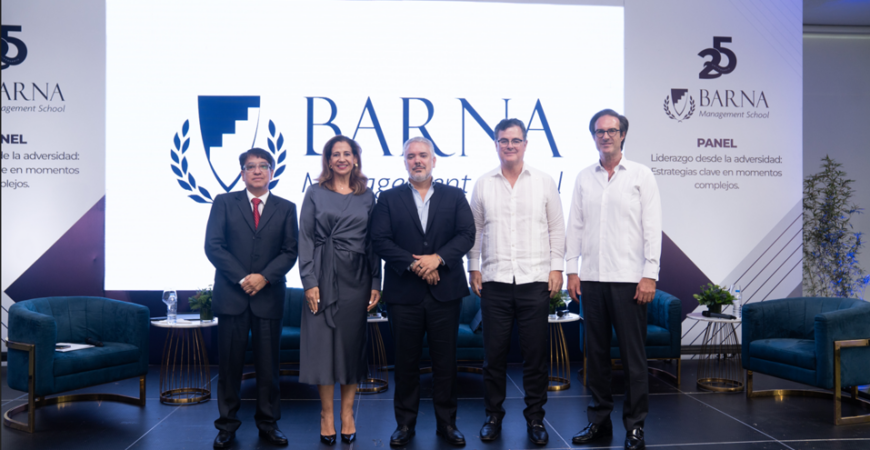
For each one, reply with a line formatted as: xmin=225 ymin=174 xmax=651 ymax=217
xmin=670 ymin=89 xmax=689 ymax=117
xmin=198 ymin=96 xmax=261 ymax=192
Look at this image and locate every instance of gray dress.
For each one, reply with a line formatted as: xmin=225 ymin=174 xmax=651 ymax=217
xmin=298 ymin=183 xmax=381 ymax=385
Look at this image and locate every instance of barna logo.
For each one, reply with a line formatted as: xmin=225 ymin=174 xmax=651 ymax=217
xmin=1 ymin=25 xmax=28 ymax=70
xmin=168 ymin=96 xmax=286 ymax=204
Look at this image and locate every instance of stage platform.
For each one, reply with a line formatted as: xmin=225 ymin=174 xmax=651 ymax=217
xmin=3 ymin=359 xmax=868 ymax=449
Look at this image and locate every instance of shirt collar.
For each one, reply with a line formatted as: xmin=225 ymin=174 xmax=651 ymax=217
xmin=595 ymin=157 xmax=628 ymax=172
xmin=407 ymin=179 xmax=436 ymax=192
xmin=492 ymin=164 xmax=531 ymax=179
xmin=246 ymin=189 xmax=270 ymax=205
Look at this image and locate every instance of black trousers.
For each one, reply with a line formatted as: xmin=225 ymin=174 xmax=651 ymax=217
xmin=388 ymin=293 xmax=462 ymax=428
xmin=582 ymin=281 xmax=649 ymax=430
xmin=214 ymin=308 xmax=283 ymax=433
xmin=480 ymin=281 xmax=549 ymax=422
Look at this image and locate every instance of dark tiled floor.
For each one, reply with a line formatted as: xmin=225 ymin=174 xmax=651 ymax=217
xmin=2 ymin=360 xmax=869 ymax=449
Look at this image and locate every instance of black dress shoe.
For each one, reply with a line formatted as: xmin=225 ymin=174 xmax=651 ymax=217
xmin=625 ymin=428 xmax=645 ymax=450
xmin=213 ymin=430 xmax=235 ymax=449
xmin=390 ymin=425 xmax=415 ymax=447
xmin=436 ymin=424 xmax=466 ymax=446
xmin=320 ymin=434 xmax=337 ymax=445
xmin=526 ymin=420 xmax=549 ymax=446
xmin=479 ymin=416 xmax=502 ymax=441
xmin=572 ymin=420 xmax=613 ymax=444
xmin=258 ymin=428 xmax=288 ymax=446
xmin=340 ymin=433 xmax=356 ymax=444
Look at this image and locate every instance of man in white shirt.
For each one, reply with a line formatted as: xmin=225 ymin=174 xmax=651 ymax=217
xmin=566 ymin=110 xmax=662 ymax=450
xmin=467 ymin=118 xmax=565 ymax=446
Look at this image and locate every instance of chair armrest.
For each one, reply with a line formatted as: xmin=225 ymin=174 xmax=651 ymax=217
xmin=741 ymin=301 xmax=767 ymax=368
xmin=814 ymin=305 xmax=870 ymax=388
xmin=7 ymin=305 xmax=57 ymax=395
xmin=649 ymin=290 xmax=680 ymax=330
xmin=114 ymin=301 xmax=151 ymax=368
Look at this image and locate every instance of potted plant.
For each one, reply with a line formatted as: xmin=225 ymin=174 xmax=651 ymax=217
xmin=693 ymin=283 xmax=735 ymax=314
xmin=549 ymin=291 xmax=568 ymax=318
xmin=189 ymin=285 xmax=214 ymax=322
xmin=803 ymin=156 xmax=869 ymax=299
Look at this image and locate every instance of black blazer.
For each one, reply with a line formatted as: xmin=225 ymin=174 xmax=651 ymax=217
xmin=371 ymin=183 xmax=475 ymax=305
xmin=205 ymin=190 xmax=299 ymax=318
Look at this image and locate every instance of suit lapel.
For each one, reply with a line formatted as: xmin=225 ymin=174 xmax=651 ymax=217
xmin=257 ymin=195 xmax=279 ymax=231
xmin=398 ymin=186 xmax=425 ymax=236
xmin=424 ymin=186 xmax=443 ymax=236
xmin=234 ymin=191 xmax=257 ymax=233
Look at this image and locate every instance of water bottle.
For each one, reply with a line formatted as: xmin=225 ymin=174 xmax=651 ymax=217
xmin=162 ymin=290 xmax=177 ymax=324
xmin=733 ymin=285 xmax=742 ymax=319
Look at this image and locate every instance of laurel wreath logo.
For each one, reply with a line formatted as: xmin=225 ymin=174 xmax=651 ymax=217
xmin=663 ymin=95 xmax=695 ymax=123
xmin=170 ymin=119 xmax=287 ymax=204
xmin=170 ymin=120 xmax=214 ymax=204
xmin=266 ymin=120 xmax=286 ymax=190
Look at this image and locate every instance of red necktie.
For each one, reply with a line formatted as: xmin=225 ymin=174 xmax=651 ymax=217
xmin=252 ymin=198 xmax=261 ymax=229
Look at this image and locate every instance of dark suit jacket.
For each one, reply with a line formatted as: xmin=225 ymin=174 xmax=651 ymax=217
xmin=205 ymin=190 xmax=299 ymax=319
xmin=371 ymin=183 xmax=475 ymax=305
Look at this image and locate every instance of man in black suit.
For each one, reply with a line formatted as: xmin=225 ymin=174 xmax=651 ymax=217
xmin=371 ymin=137 xmax=476 ymax=447
xmin=205 ymin=148 xmax=298 ymax=448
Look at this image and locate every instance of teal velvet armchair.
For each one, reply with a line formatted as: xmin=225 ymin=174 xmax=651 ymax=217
xmin=742 ymin=297 xmax=870 ymax=425
xmin=4 ymin=296 xmax=150 ymax=433
xmin=578 ymin=289 xmax=682 ymax=386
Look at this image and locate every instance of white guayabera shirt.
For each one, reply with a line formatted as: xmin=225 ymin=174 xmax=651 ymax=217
xmin=565 ymin=157 xmax=662 ymax=282
xmin=467 ymin=164 xmax=565 ymax=284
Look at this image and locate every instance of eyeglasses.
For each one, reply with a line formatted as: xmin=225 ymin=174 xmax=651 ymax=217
xmin=243 ymin=164 xmax=271 ymax=172
xmin=497 ymin=138 xmax=525 ymax=146
xmin=594 ymin=128 xmax=621 ymax=138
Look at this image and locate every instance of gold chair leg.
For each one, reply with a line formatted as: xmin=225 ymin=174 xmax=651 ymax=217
xmin=747 ymin=340 xmax=870 ymax=425
xmin=833 ymin=339 xmax=870 ymax=425
xmin=2 ymin=338 xmax=149 ymax=433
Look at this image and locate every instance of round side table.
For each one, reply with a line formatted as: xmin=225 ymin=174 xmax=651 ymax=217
xmin=151 ymin=316 xmax=218 ymax=404
xmin=548 ymin=312 xmax=580 ymax=391
xmin=686 ymin=312 xmax=743 ymax=393
xmin=358 ymin=315 xmax=389 ymax=394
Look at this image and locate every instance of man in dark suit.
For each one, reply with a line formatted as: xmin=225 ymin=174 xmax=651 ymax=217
xmin=205 ymin=148 xmax=299 ymax=448
xmin=371 ymin=137 xmax=476 ymax=447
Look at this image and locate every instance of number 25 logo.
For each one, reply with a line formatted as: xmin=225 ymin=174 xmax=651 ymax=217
xmin=1 ymin=25 xmax=28 ymax=70
xmin=698 ymin=36 xmax=736 ymax=79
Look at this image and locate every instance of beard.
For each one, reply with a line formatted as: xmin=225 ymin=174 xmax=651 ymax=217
xmin=409 ymin=171 xmax=431 ymax=183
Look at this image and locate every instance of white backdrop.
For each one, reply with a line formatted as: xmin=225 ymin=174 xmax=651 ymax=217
xmin=625 ymin=0 xmax=803 ymax=345
xmin=105 ymin=0 xmax=624 ymax=290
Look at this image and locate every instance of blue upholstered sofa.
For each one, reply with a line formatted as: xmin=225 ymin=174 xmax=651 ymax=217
xmin=240 ymin=287 xmax=483 ymax=378
xmin=578 ymin=289 xmax=682 ymax=385
xmin=742 ymin=297 xmax=870 ymax=425
xmin=4 ymin=297 xmax=150 ymax=433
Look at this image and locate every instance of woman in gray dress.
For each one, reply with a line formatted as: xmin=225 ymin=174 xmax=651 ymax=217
xmin=299 ymin=135 xmax=381 ymax=445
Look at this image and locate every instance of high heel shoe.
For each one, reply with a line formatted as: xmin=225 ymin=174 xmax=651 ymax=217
xmin=320 ymin=434 xmax=337 ymax=445
xmin=340 ymin=433 xmax=356 ymax=444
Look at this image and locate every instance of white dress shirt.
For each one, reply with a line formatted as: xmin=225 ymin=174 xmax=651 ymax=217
xmin=409 ymin=181 xmax=435 ymax=233
xmin=246 ymin=189 xmax=269 ymax=215
xmin=565 ymin=157 xmax=662 ymax=282
xmin=467 ymin=164 xmax=565 ymax=284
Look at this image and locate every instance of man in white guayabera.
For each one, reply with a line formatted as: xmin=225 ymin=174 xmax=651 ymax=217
xmin=566 ymin=109 xmax=662 ymax=450
xmin=467 ymin=118 xmax=565 ymax=447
